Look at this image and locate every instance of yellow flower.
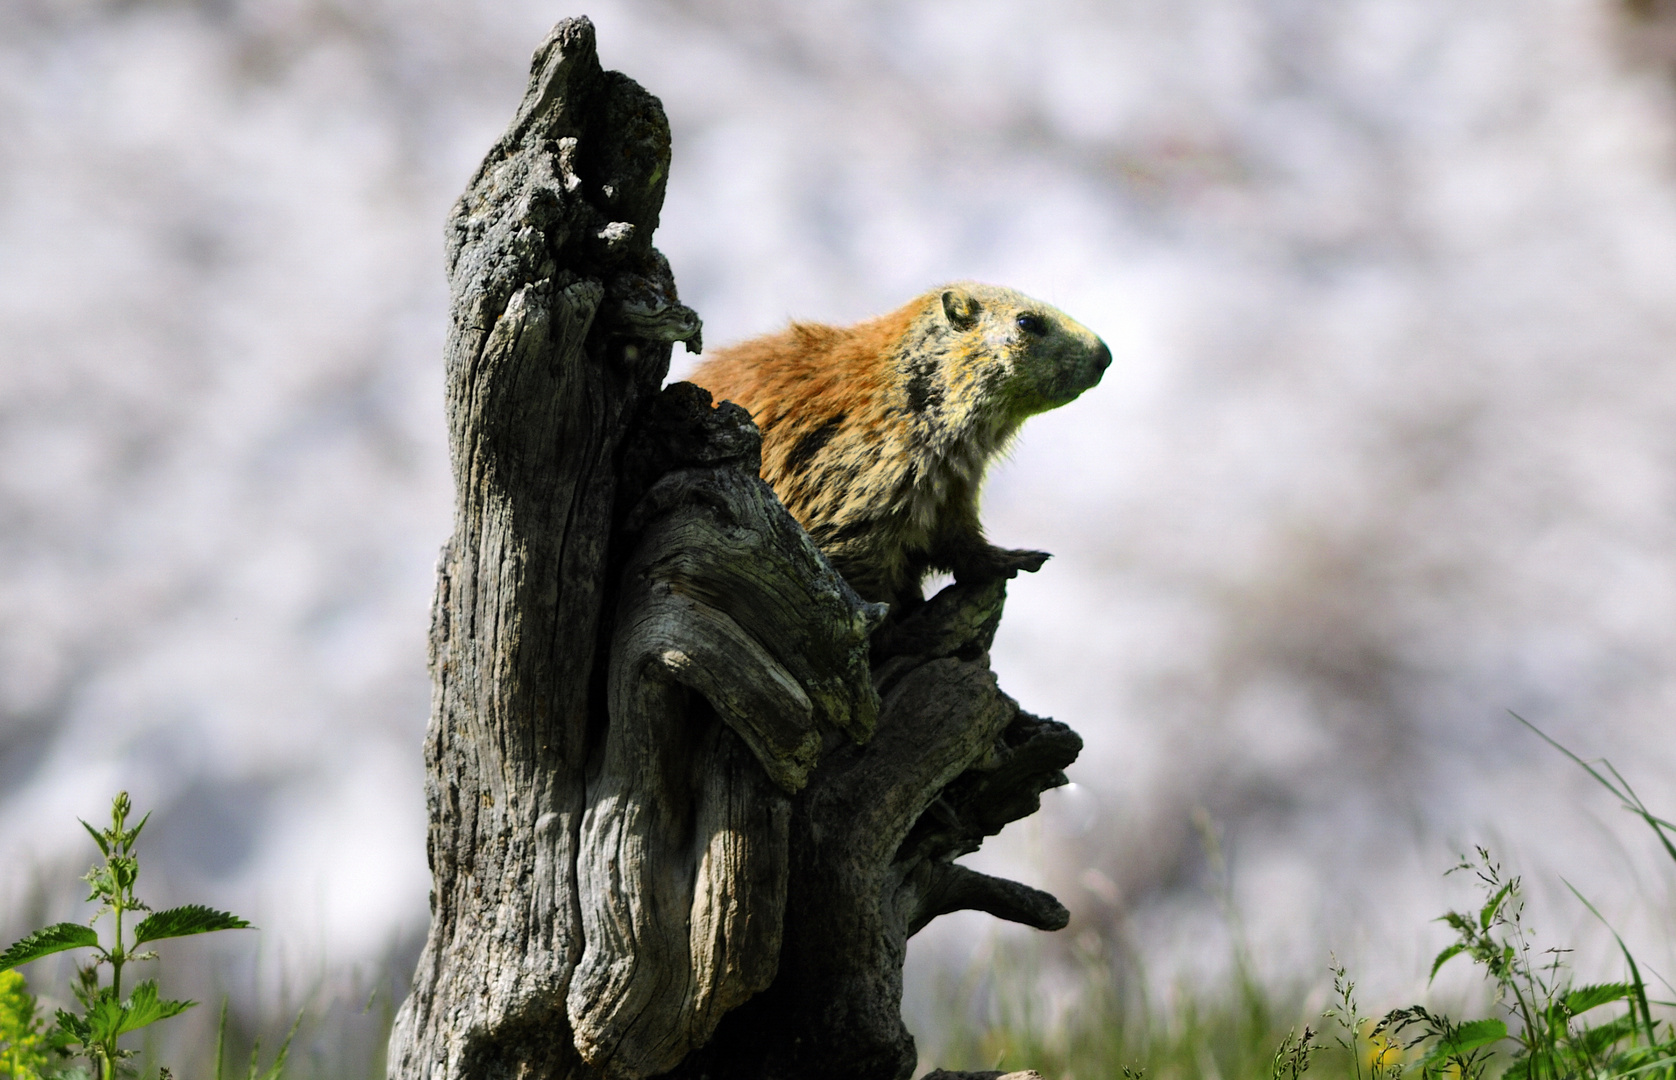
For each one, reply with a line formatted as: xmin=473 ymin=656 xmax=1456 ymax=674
xmin=1360 ymin=1021 xmax=1405 ymax=1077
xmin=0 ymin=970 xmax=49 ymax=1080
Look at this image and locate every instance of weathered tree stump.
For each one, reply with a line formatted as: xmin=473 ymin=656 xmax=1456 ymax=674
xmin=388 ymin=18 xmax=1081 ymax=1080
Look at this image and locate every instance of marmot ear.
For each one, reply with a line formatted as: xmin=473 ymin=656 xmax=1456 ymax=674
xmin=941 ymin=289 xmax=983 ymax=331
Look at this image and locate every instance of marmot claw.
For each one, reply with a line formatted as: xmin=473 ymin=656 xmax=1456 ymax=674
xmin=998 ymin=548 xmax=1052 ymax=576
xmin=952 ymin=546 xmax=1052 ymax=583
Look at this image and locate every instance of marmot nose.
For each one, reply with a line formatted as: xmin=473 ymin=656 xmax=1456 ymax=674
xmin=1094 ymin=340 xmax=1112 ymax=373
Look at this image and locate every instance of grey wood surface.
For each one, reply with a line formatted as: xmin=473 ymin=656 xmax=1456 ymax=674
xmin=387 ymin=19 xmax=1079 ymax=1080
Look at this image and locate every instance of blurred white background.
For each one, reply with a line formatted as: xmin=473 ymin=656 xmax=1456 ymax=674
xmin=5 ymin=0 xmax=1676 ymax=1066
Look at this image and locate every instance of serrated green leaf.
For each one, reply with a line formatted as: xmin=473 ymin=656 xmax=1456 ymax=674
xmin=115 ymin=980 xmax=193 ymax=1035
xmin=82 ymin=995 xmax=125 ymax=1045
xmin=1577 ymin=1012 xmax=1638 ymax=1057
xmin=0 ymin=924 xmax=100 ymax=972
xmin=1426 ymin=1018 xmax=1507 ymax=1062
xmin=133 ymin=906 xmax=251 ymax=945
xmin=1563 ymin=878 xmax=1660 ymax=1045
xmin=79 ymin=820 xmax=110 ymax=858
xmin=80 ymin=981 xmax=196 ymax=1046
xmin=1566 ymin=983 xmax=1631 ymax=1016
xmin=1429 ymin=944 xmax=1466 ymax=983
xmin=1438 ymin=911 xmax=1473 ymax=934
xmin=52 ymin=1006 xmax=90 ymax=1044
xmin=110 ymin=856 xmax=138 ymax=892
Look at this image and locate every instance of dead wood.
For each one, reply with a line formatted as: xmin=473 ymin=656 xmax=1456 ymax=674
xmin=387 ymin=18 xmax=1080 ymax=1080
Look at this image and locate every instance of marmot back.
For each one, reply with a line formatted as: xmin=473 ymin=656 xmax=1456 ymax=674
xmin=687 ymin=282 xmax=1111 ymax=608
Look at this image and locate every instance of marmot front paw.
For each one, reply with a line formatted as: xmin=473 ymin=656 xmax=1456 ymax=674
xmin=952 ymin=546 xmax=1052 ymax=583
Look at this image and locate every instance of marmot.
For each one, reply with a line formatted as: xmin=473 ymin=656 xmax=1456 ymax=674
xmin=687 ymin=282 xmax=1111 ymax=608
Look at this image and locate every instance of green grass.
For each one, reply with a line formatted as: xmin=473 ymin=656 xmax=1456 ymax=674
xmin=924 ymin=717 xmax=1676 ymax=1080
xmin=921 ymin=931 xmax=1335 ymax=1080
xmin=7 ymin=722 xmax=1676 ymax=1080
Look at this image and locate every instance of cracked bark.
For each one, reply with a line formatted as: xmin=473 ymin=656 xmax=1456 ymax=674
xmin=387 ymin=18 xmax=1081 ymax=1080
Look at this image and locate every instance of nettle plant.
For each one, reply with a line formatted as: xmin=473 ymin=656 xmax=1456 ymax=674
xmin=0 ymin=792 xmax=250 ymax=1080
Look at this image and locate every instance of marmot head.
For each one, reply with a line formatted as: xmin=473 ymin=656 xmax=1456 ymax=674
xmin=920 ymin=282 xmax=1112 ymax=432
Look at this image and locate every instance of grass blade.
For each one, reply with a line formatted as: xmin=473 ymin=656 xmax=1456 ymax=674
xmin=1564 ymin=879 xmax=1656 ymax=1044
xmin=1513 ymin=713 xmax=1676 ymax=867
xmin=254 ymin=1008 xmax=305 ymax=1080
xmin=215 ymin=997 xmax=229 ymax=1080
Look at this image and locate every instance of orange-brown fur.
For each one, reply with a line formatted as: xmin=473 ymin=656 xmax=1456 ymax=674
xmin=689 ymin=283 xmax=1110 ymax=608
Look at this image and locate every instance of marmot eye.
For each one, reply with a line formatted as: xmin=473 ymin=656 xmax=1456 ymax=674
xmin=1016 ymin=313 xmax=1048 ymax=337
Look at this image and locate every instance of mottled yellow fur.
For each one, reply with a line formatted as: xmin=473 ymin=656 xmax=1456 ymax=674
xmin=688 ymin=283 xmax=1110 ymax=607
